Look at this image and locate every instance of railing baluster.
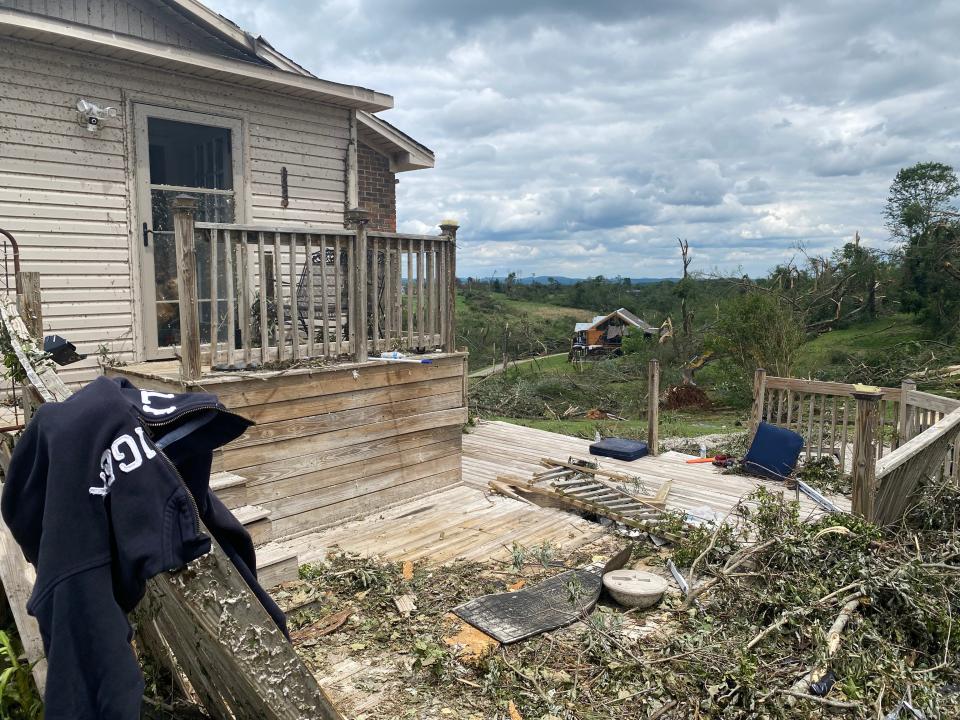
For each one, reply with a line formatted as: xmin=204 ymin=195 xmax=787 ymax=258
xmin=816 ymin=394 xmax=827 ymax=458
xmin=839 ymin=399 xmax=850 ymax=472
xmin=257 ymin=233 xmax=268 ymax=364
xmin=239 ymin=233 xmax=251 ymax=366
xmin=289 ymin=234 xmax=299 ymax=361
xmin=383 ymin=242 xmax=393 ymax=348
xmin=878 ymin=399 xmax=887 ymax=459
xmin=426 ymin=241 xmax=435 ymax=348
xmin=372 ymin=237 xmax=380 ymax=355
xmin=334 ymin=237 xmax=343 ymax=356
xmin=272 ymin=232 xmax=286 ymax=362
xmin=394 ymin=246 xmax=402 ymax=343
xmin=307 ymin=234 xmax=316 ymax=357
xmin=805 ymin=394 xmax=815 ymax=460
xmin=347 ymin=234 xmax=356 ymax=359
xmin=209 ymin=228 xmax=219 ymax=368
xmin=795 ymin=392 xmax=804 ymax=444
xmin=417 ymin=238 xmax=425 ymax=350
xmin=406 ymin=239 xmax=414 ymax=350
xmin=225 ymin=230 xmax=235 ymax=368
xmin=438 ymin=240 xmax=447 ymax=350
xmin=320 ymin=236 xmax=329 ymax=358
xmin=829 ymin=397 xmax=838 ymax=461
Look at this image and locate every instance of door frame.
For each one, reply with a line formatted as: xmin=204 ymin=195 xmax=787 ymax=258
xmin=132 ymin=103 xmax=246 ymax=360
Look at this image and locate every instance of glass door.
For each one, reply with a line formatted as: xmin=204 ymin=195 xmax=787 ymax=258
xmin=134 ymin=105 xmax=244 ymax=358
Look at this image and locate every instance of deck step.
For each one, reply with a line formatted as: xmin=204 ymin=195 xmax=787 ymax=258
xmin=256 ymin=546 xmax=301 ymax=588
xmin=211 ymin=471 xmax=248 ymax=510
xmin=233 ymin=504 xmax=274 ymax=546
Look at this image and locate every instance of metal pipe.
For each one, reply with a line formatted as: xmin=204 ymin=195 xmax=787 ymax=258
xmin=0 ymin=228 xmax=22 ymax=293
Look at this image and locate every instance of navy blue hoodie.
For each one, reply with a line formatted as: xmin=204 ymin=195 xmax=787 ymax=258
xmin=1 ymin=376 xmax=288 ymax=719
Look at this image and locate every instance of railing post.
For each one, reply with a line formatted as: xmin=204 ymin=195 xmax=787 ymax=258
xmin=750 ymin=367 xmax=767 ymax=435
xmin=647 ymin=358 xmax=660 ymax=456
xmin=899 ymin=378 xmax=917 ymax=445
xmin=15 ymin=271 xmax=44 ymax=423
xmin=346 ymin=207 xmax=370 ymax=362
xmin=172 ymin=195 xmax=201 ymax=381
xmin=15 ymin=271 xmax=42 ymax=340
xmin=851 ymin=387 xmax=882 ymax=520
xmin=440 ymin=220 xmax=459 ymax=353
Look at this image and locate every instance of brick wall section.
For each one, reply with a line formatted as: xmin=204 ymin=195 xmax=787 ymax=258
xmin=357 ymin=143 xmax=397 ymax=232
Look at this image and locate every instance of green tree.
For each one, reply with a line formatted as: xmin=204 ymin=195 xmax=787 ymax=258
xmin=884 ymin=162 xmax=960 ymax=241
xmin=885 ymin=162 xmax=960 ymax=336
xmin=707 ymin=292 xmax=806 ymax=377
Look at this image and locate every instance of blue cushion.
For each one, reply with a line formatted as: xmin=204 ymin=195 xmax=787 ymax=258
xmin=589 ymin=438 xmax=649 ymax=461
xmin=743 ymin=422 xmax=804 ymax=481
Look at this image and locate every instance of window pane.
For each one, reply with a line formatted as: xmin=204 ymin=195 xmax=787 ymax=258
xmin=148 ymin=118 xmax=233 ymax=190
xmin=151 ymin=190 xmax=235 ymax=231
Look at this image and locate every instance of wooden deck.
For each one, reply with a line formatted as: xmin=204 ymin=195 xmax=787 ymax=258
xmin=462 ymin=420 xmax=850 ymax=518
xmin=259 ymin=483 xmax=603 ymax=567
xmin=259 ymin=420 xmax=847 ymax=569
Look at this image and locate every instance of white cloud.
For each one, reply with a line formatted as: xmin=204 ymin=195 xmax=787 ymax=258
xmin=207 ymin=0 xmax=960 ymax=278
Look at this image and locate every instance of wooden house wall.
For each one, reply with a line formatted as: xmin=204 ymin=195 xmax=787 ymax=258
xmin=109 ymin=355 xmax=469 ymax=538
xmin=0 ymin=0 xmax=258 ymax=60
xmin=0 ymin=36 xmax=350 ymax=384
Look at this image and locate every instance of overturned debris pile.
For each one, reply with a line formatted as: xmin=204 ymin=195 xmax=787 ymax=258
xmin=276 ymin=475 xmax=960 ymax=719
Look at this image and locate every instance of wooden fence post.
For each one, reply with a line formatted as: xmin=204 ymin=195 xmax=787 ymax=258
xmin=750 ymin=367 xmax=767 ymax=435
xmin=647 ymin=358 xmax=660 ymax=456
xmin=16 ymin=271 xmax=44 ymax=422
xmin=440 ymin=220 xmax=459 ymax=353
xmin=851 ymin=388 xmax=882 ymax=520
xmin=15 ymin=271 xmax=42 ymax=340
xmin=899 ymin=378 xmax=916 ymax=446
xmin=345 ymin=208 xmax=370 ymax=362
xmin=173 ymin=196 xmax=201 ymax=380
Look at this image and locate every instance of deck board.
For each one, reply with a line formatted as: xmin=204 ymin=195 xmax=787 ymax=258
xmin=261 ymin=483 xmax=602 ymax=567
xmin=462 ymin=420 xmax=850 ymax=517
xmin=259 ymin=420 xmax=848 ymax=569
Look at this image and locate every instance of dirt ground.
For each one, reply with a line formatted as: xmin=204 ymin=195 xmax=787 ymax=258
xmin=270 ymin=531 xmax=682 ymax=720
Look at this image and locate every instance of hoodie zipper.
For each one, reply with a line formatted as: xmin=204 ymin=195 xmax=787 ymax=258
xmin=140 ymin=404 xmax=219 ymax=534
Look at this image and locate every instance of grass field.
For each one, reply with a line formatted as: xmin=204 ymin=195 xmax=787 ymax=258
xmin=793 ymin=314 xmax=924 ymax=377
xmin=506 ymin=353 xmax=572 ymax=375
xmin=490 ymin=408 xmax=743 ymax=441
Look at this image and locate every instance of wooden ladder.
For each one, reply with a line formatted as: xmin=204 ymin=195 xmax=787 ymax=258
xmin=0 ymin=293 xmax=342 ymax=719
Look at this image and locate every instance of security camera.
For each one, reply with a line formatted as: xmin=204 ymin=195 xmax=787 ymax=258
xmin=76 ymin=98 xmax=118 ymax=133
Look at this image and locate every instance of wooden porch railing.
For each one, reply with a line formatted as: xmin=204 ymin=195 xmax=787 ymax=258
xmin=171 ymin=198 xmax=458 ymax=377
xmin=750 ymin=368 xmax=960 ymax=523
xmin=750 ymin=370 xmax=904 ymax=466
xmin=871 ymin=406 xmax=960 ymax=524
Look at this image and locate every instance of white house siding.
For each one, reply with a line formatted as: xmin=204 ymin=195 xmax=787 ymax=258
xmin=0 ymin=0 xmax=257 ymax=60
xmin=0 ymin=37 xmax=350 ymax=384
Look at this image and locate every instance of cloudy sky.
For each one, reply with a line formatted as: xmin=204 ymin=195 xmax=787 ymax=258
xmin=210 ymin=0 xmax=960 ymax=279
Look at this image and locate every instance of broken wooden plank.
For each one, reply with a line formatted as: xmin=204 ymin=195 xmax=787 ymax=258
xmin=493 ymin=476 xmax=685 ymax=542
xmin=0 ymin=466 xmax=46 ymax=694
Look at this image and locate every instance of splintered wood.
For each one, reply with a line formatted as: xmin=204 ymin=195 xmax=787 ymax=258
xmin=490 ymin=456 xmax=685 ymax=541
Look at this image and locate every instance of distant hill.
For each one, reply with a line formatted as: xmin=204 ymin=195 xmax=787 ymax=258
xmin=468 ymin=275 xmax=675 ymax=285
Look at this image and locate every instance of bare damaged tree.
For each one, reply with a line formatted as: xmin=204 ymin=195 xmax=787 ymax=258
xmin=678 ymin=238 xmax=693 ymax=336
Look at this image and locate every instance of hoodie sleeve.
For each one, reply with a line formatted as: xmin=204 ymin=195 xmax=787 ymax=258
xmin=3 ymin=411 xmax=144 ymax=719
xmin=1 ymin=410 xmax=48 ymax=565
xmin=30 ymin=566 xmax=144 ymax=720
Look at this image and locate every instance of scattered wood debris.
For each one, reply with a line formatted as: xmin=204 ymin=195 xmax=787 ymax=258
xmin=490 ymin=456 xmax=685 ymax=541
xmin=393 ymin=594 xmax=417 ymax=618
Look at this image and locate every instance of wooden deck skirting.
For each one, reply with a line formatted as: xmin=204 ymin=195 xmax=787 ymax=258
xmin=110 ymin=353 xmax=469 ymax=540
